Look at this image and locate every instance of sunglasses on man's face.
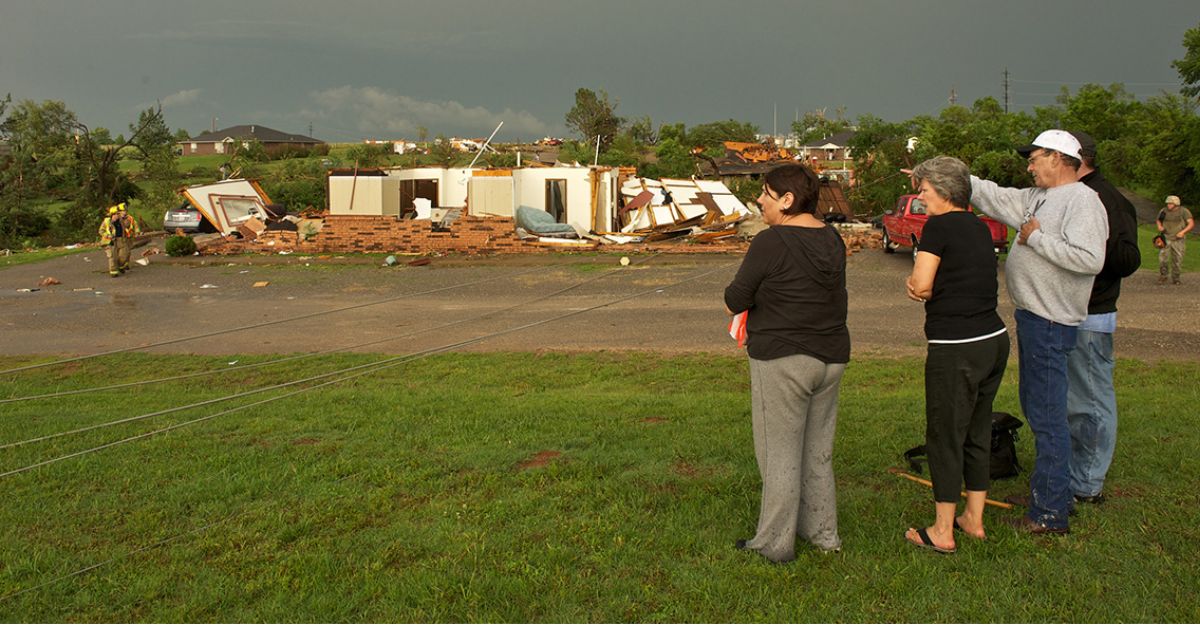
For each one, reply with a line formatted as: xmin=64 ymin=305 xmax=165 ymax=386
xmin=1026 ymin=151 xmax=1053 ymax=166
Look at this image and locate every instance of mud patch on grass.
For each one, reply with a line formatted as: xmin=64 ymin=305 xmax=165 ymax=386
xmin=54 ymin=361 xmax=84 ymax=376
xmin=673 ymin=461 xmax=700 ymax=478
xmin=516 ymin=450 xmax=562 ymax=470
xmin=291 ymin=437 xmax=320 ymax=446
xmin=641 ymin=416 xmax=667 ymax=424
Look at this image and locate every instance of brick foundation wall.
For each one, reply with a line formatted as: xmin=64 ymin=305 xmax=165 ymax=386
xmin=201 ymin=215 xmax=547 ymax=256
xmin=196 ymin=214 xmax=882 ymax=257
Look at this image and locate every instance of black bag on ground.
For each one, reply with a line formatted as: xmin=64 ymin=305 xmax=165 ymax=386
xmin=988 ymin=412 xmax=1023 ymax=479
xmin=903 ymin=411 xmax=1024 ymax=480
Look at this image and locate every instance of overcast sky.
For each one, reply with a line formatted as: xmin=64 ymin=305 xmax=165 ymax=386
xmin=1 ymin=0 xmax=1196 ymax=142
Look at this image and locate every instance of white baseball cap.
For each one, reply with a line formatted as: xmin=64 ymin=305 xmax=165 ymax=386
xmin=1017 ymin=129 xmax=1084 ymax=161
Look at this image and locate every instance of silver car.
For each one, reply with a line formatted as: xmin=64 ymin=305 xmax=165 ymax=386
xmin=162 ymin=203 xmax=212 ymax=233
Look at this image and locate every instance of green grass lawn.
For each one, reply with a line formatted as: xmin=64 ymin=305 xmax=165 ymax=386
xmin=0 ymin=353 xmax=1196 ymax=622
xmin=1 ymin=244 xmax=101 ymax=268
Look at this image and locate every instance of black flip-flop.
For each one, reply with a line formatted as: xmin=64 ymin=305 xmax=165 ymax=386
xmin=906 ymin=527 xmax=955 ymax=554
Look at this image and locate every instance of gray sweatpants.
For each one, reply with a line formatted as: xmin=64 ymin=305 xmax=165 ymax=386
xmin=745 ymin=353 xmax=845 ymax=562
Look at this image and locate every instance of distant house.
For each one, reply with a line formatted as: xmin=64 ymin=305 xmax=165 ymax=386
xmin=799 ymin=130 xmax=857 ymax=161
xmin=364 ymin=139 xmax=419 ymax=154
xmin=179 ymin=125 xmax=322 ymax=156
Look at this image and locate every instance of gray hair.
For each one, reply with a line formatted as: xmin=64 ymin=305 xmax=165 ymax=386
xmin=911 ymin=156 xmax=972 ymax=210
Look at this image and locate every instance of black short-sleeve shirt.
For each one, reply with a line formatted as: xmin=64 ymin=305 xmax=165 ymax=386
xmin=919 ymin=212 xmax=1005 ymax=341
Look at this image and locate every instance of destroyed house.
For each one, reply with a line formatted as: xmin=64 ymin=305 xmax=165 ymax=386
xmin=327 ymin=166 xmax=626 ymax=233
xmin=326 ymin=166 xmax=751 ymax=240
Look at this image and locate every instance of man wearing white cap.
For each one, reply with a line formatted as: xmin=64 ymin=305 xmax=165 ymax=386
xmin=968 ymin=129 xmax=1108 ymax=535
xmin=1156 ymin=195 xmax=1193 ymax=285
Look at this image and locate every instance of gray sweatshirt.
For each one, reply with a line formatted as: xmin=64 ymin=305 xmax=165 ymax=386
xmin=970 ymin=176 xmax=1108 ymax=325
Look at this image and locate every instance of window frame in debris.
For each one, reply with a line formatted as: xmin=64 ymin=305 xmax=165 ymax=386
xmin=211 ymin=194 xmax=268 ymax=226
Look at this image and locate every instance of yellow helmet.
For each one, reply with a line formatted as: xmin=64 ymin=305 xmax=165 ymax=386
xmin=107 ymin=205 xmax=120 ymax=215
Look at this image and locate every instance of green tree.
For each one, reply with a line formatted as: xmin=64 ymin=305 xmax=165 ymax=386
xmin=262 ymin=159 xmax=327 ymax=212
xmin=0 ymin=99 xmax=81 ymax=244
xmin=657 ymin=122 xmax=686 ymax=144
xmin=0 ymin=99 xmax=79 ymax=198
xmin=904 ymin=98 xmax=1035 ymax=187
xmin=64 ymin=105 xmax=169 ymax=237
xmin=627 ymin=115 xmax=657 ymax=146
xmin=1056 ymin=83 xmax=1140 ymax=142
xmin=1130 ymin=93 xmax=1200 ymax=204
xmin=229 ymin=138 xmax=268 ymax=174
xmin=596 ymin=131 xmax=642 ymax=167
xmin=792 ymin=108 xmax=851 ymax=144
xmin=90 ymin=127 xmax=114 ymax=145
xmin=845 ymin=114 xmax=919 ymax=215
xmin=128 ymin=107 xmax=180 ymax=218
xmin=686 ymin=119 xmax=759 ymax=152
xmin=639 ymin=137 xmax=695 ymax=179
xmin=564 ymin=88 xmax=622 ymax=151
xmin=1172 ymin=22 xmax=1200 ymax=97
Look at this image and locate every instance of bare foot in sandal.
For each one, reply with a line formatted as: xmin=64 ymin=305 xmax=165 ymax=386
xmin=954 ymin=514 xmax=987 ymax=540
xmin=905 ymin=526 xmax=956 ymax=553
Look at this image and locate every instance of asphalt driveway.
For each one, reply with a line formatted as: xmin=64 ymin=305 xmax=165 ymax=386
xmin=2 ymin=240 xmax=1196 ymax=362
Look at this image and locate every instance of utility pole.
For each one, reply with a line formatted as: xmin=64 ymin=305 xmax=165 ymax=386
xmin=1003 ymin=68 xmax=1010 ymax=113
xmin=773 ymin=102 xmax=777 ymax=139
xmin=308 ymin=122 xmax=313 ymax=137
xmin=211 ymin=116 xmax=217 ymax=133
xmin=949 ymin=86 xmax=957 ymax=106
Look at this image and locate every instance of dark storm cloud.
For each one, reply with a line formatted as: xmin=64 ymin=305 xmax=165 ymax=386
xmin=1 ymin=0 xmax=1195 ymax=141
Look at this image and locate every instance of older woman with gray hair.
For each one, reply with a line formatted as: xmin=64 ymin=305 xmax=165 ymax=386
xmin=902 ymin=156 xmax=1009 ymax=553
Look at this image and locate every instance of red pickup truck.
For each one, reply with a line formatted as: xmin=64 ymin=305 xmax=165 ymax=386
xmin=881 ymin=194 xmax=1009 ymax=259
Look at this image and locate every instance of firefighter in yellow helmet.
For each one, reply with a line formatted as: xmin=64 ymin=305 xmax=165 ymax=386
xmin=98 ymin=202 xmax=140 ymax=277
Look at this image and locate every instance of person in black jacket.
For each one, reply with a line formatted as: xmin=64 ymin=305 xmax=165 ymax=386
xmin=724 ymin=164 xmax=850 ymax=562
xmin=1065 ymin=131 xmax=1141 ymax=506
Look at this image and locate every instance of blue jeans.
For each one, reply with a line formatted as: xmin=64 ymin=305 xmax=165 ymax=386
xmin=1014 ymin=309 xmax=1076 ymax=529
xmin=1067 ymin=329 xmax=1117 ymax=497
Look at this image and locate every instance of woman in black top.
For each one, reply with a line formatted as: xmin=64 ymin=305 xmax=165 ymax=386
xmin=903 ymin=156 xmax=1009 ymax=553
xmin=724 ymin=164 xmax=850 ymax=562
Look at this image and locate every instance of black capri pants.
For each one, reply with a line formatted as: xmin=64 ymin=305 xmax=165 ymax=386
xmin=924 ymin=332 xmax=1010 ymax=503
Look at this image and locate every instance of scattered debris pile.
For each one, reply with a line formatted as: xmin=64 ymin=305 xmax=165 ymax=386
xmin=837 ymin=223 xmax=883 ymax=254
xmin=721 ymin=141 xmax=796 ymax=163
xmin=605 ymin=177 xmax=751 ymax=245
